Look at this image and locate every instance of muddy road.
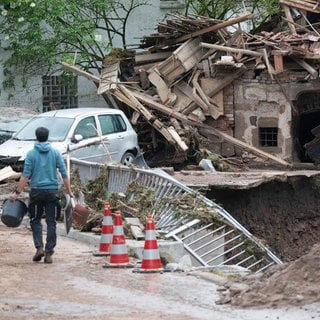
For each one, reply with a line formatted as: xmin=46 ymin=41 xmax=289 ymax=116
xmin=0 ymin=221 xmax=319 ymax=320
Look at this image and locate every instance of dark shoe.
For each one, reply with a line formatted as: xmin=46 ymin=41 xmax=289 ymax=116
xmin=44 ymin=254 xmax=53 ymax=264
xmin=33 ymin=246 xmax=44 ymax=262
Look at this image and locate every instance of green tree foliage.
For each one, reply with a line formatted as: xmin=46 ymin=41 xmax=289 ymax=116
xmin=185 ymin=0 xmax=281 ymax=29
xmin=185 ymin=0 xmax=242 ymax=19
xmin=0 ymin=0 xmax=148 ymax=85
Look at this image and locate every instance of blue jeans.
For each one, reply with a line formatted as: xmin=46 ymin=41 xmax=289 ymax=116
xmin=28 ymin=189 xmax=61 ymax=256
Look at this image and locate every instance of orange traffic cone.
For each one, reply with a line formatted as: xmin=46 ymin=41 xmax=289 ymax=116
xmin=103 ymin=210 xmax=134 ymax=268
xmin=93 ymin=202 xmax=113 ymax=256
xmin=133 ymin=215 xmax=163 ymax=273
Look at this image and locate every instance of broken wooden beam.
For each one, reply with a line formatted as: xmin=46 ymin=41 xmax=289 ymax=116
xmin=98 ymin=61 xmax=120 ymax=93
xmin=60 ymin=61 xmax=120 ymax=108
xmin=131 ymin=89 xmax=200 ymax=124
xmin=0 ymin=166 xmax=21 ymax=182
xmin=281 ymin=4 xmax=297 ymax=35
xmin=191 ymin=70 xmax=223 ymax=120
xmin=180 ymin=68 xmax=246 ymax=115
xmin=118 ymin=85 xmax=188 ymax=152
xmin=292 ymin=58 xmax=318 ymax=78
xmin=163 ymin=14 xmax=254 ymax=46
xmin=198 ymin=127 xmax=291 ymax=167
xmin=148 ymin=68 xmax=176 ymax=104
xmin=280 ymin=0 xmax=320 ymax=14
xmin=259 ymin=48 xmax=275 ymax=80
xmin=201 ymin=43 xmax=263 ymax=57
xmin=150 ymin=38 xmax=204 ymax=85
xmin=135 ymin=51 xmax=172 ymax=65
xmin=192 ymin=70 xmax=209 ymax=113
xmin=60 ymin=61 xmax=100 ymax=83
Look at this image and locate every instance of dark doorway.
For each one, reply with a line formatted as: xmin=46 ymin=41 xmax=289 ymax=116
xmin=295 ymin=91 xmax=320 ymax=162
xmin=298 ymin=111 xmax=320 ymax=162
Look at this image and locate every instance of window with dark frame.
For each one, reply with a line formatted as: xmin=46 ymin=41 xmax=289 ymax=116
xmin=259 ymin=127 xmax=278 ymax=147
xmin=42 ymin=75 xmax=78 ymax=112
xmin=98 ymin=114 xmax=127 ymax=135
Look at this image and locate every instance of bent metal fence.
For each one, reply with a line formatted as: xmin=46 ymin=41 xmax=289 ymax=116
xmin=71 ymin=159 xmax=282 ymax=273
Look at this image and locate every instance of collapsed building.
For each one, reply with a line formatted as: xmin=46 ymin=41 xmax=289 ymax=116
xmin=62 ymin=0 xmax=320 ymax=167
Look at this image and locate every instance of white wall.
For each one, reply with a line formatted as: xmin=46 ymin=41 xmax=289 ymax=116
xmin=0 ymin=73 xmax=42 ymax=110
xmin=126 ymin=1 xmax=185 ymax=47
xmin=0 ymin=68 xmax=108 ymax=110
xmin=77 ymin=77 xmax=107 ymax=108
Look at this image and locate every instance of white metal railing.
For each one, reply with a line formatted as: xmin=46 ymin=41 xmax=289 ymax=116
xmin=71 ymin=159 xmax=282 ymax=273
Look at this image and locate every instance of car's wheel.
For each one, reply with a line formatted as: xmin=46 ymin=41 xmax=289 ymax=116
xmin=120 ymin=152 xmax=135 ymax=166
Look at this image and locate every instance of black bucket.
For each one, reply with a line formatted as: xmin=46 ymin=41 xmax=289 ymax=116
xmin=1 ymin=199 xmax=27 ymax=228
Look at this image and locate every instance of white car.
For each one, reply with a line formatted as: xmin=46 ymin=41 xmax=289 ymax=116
xmin=0 ymin=107 xmax=140 ymax=171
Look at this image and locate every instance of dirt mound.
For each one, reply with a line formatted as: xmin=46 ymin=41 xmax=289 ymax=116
xmin=219 ymin=243 xmax=320 ymax=307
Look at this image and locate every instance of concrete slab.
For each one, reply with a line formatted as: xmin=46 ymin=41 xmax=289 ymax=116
xmin=55 ymin=222 xmax=185 ymax=263
xmin=170 ymin=169 xmax=320 ymax=189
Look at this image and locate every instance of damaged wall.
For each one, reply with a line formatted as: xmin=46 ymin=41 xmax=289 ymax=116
xmin=216 ymin=69 xmax=320 ymax=163
xmin=233 ymin=76 xmax=292 ymax=161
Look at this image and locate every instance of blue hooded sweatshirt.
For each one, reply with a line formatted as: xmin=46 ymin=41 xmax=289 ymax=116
xmin=22 ymin=142 xmax=68 ymax=189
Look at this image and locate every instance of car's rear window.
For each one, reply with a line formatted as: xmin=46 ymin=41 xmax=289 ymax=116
xmin=14 ymin=117 xmax=74 ymax=141
xmin=98 ymin=114 xmax=127 ymax=135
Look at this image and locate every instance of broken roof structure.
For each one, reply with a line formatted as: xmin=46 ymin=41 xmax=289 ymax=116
xmin=62 ymin=0 xmax=320 ymax=167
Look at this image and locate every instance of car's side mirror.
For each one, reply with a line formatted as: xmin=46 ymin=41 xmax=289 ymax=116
xmin=71 ymin=134 xmax=83 ymax=143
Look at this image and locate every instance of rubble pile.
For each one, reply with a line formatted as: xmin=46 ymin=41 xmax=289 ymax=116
xmin=217 ymin=242 xmax=320 ymax=307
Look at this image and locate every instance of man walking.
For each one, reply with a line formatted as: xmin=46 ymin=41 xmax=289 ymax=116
xmin=10 ymin=127 xmax=73 ymax=263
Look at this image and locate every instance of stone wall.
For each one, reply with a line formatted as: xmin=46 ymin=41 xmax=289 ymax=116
xmin=233 ymin=78 xmax=291 ymax=160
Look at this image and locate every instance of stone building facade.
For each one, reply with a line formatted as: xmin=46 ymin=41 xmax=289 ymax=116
xmin=218 ymin=66 xmax=320 ymax=163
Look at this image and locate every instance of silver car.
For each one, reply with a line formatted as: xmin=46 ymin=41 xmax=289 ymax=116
xmin=0 ymin=107 xmax=140 ymax=170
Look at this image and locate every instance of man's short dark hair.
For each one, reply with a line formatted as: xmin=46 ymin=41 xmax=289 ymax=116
xmin=35 ymin=127 xmax=49 ymax=142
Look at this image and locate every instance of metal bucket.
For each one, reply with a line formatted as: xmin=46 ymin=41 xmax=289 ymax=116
xmin=1 ymin=199 xmax=27 ymax=228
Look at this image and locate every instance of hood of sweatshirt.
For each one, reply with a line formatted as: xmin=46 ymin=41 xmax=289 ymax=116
xmin=34 ymin=142 xmax=51 ymax=153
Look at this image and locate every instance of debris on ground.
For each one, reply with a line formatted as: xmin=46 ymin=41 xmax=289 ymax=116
xmin=68 ymin=167 xmax=227 ymax=234
xmin=216 ymin=242 xmax=320 ymax=307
